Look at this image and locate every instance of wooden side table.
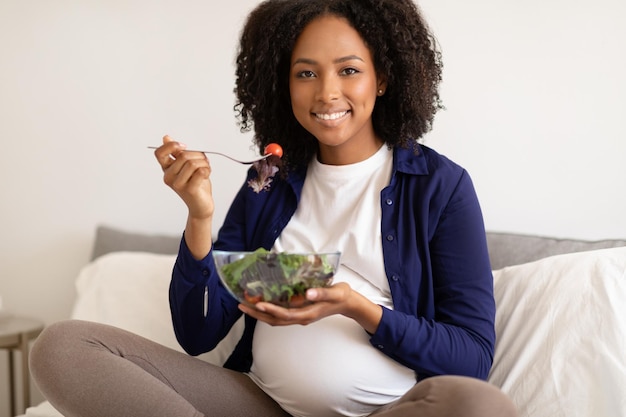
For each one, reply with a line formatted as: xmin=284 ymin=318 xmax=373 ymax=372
xmin=0 ymin=316 xmax=45 ymax=416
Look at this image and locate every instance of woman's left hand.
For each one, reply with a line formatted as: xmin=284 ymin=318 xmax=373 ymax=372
xmin=238 ymin=283 xmax=383 ymax=333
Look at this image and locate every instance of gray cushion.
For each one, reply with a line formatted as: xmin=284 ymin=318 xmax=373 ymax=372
xmin=91 ymin=225 xmax=181 ymax=260
xmin=486 ymin=232 xmax=626 ymax=270
xmin=91 ymin=225 xmax=626 ymax=270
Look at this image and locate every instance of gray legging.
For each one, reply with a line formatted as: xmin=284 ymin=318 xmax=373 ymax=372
xmin=30 ymin=320 xmax=517 ymax=417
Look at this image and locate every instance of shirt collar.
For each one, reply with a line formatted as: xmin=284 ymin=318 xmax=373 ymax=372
xmin=284 ymin=164 xmax=307 ymax=202
xmin=393 ymin=143 xmax=429 ymax=176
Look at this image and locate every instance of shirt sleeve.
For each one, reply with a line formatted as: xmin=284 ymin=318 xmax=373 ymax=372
xmin=169 ymin=236 xmax=242 ymax=356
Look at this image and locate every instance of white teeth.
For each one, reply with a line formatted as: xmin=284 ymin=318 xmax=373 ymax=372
xmin=316 ymin=111 xmax=347 ymax=120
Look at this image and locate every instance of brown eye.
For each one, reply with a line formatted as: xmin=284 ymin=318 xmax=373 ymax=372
xmin=296 ymin=70 xmax=316 ymax=78
xmin=341 ymin=67 xmax=359 ymax=76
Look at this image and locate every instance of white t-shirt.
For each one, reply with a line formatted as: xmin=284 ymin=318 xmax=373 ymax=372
xmin=247 ymin=145 xmax=416 ymax=417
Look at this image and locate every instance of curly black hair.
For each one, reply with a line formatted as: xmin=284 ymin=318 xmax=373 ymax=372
xmin=234 ymin=0 xmax=443 ymax=169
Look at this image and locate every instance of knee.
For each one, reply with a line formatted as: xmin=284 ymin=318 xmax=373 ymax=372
xmin=411 ymin=376 xmax=518 ymax=417
xmin=30 ymin=320 xmax=88 ymax=384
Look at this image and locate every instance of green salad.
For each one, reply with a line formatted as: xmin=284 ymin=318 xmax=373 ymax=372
xmin=219 ymin=249 xmax=337 ymax=307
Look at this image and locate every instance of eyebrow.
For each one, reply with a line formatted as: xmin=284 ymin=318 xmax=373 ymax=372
xmin=292 ymin=55 xmax=365 ymax=66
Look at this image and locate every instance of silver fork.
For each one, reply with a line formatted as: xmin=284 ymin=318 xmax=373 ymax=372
xmin=147 ymin=146 xmax=270 ymax=165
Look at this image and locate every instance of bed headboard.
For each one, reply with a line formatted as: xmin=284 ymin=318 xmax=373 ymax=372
xmin=92 ymin=224 xmax=626 ymax=270
xmin=91 ymin=225 xmax=181 ymax=260
xmin=485 ymin=231 xmax=626 ymax=269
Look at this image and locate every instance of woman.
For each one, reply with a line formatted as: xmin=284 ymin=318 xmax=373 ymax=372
xmin=31 ymin=1 xmax=517 ymax=416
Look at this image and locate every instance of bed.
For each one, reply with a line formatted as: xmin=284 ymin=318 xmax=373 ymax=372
xmin=19 ymin=225 xmax=626 ymax=417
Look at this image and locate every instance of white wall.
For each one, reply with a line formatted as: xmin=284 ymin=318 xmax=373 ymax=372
xmin=420 ymin=0 xmax=626 ymax=241
xmin=0 ymin=1 xmax=624 ymax=414
xmin=0 ymin=1 xmax=259 ymax=414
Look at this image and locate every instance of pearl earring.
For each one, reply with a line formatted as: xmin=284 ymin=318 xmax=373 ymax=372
xmin=378 ymin=89 xmax=384 ymax=95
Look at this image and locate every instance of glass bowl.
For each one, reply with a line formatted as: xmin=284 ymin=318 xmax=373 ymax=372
xmin=213 ymin=249 xmax=341 ymax=308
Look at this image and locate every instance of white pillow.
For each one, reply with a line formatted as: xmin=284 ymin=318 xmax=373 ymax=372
xmin=489 ymin=246 xmax=626 ymax=417
xmin=71 ymin=251 xmax=243 ymax=366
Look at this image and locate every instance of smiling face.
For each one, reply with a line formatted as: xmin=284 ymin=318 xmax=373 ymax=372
xmin=289 ymin=15 xmax=386 ymax=165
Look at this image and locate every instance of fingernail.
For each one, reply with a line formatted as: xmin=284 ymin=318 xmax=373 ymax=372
xmin=307 ymin=289 xmax=318 ymax=300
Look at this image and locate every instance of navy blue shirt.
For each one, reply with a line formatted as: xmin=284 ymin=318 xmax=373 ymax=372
xmin=170 ymin=144 xmax=496 ymax=380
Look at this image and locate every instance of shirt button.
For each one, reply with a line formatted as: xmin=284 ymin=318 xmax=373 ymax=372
xmin=386 ymin=235 xmax=394 ymax=241
xmin=386 ymin=199 xmax=393 ymax=206
xmin=377 ymin=344 xmax=384 ymax=350
xmin=202 ymin=269 xmax=209 ymax=276
xmin=391 ymin=275 xmax=399 ymax=281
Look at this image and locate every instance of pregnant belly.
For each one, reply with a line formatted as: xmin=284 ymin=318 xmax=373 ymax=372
xmin=248 ymin=315 xmax=415 ymax=417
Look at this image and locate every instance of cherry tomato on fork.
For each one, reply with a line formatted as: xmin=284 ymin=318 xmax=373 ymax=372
xmin=264 ymin=143 xmax=283 ymax=158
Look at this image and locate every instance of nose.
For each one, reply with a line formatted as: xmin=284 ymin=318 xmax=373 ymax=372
xmin=315 ymin=75 xmax=340 ymax=102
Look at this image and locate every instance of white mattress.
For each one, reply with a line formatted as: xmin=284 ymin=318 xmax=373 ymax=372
xmin=17 ymin=401 xmax=62 ymax=417
xmin=21 ymin=246 xmax=626 ymax=417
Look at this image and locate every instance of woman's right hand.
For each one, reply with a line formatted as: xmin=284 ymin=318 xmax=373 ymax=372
xmin=154 ymin=135 xmax=214 ymax=220
xmin=154 ymin=135 xmax=214 ymax=259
